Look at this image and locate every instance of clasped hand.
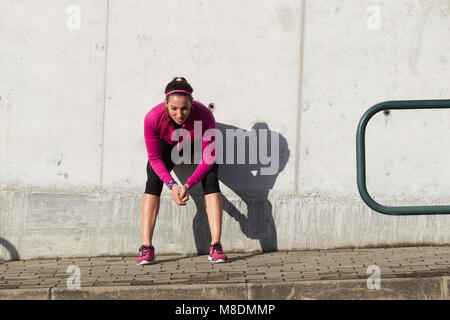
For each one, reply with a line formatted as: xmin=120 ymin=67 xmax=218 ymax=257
xmin=171 ymin=184 xmax=190 ymax=206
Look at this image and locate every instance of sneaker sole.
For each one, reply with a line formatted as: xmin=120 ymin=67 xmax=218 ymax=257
xmin=136 ymin=259 xmax=156 ymax=265
xmin=208 ymin=255 xmax=227 ymax=263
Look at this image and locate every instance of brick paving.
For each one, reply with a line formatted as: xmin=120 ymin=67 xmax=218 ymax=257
xmin=0 ymin=246 xmax=449 ymax=290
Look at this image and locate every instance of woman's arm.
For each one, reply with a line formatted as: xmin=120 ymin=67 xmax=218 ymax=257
xmin=185 ymin=111 xmax=217 ymax=187
xmin=144 ymin=111 xmax=175 ymax=186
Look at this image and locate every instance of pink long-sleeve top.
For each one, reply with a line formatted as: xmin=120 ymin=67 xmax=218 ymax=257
xmin=144 ymin=100 xmax=217 ymax=188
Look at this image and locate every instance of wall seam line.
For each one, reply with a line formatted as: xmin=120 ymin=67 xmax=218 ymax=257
xmin=99 ymin=0 xmax=110 ymax=189
xmin=294 ymin=0 xmax=307 ymax=192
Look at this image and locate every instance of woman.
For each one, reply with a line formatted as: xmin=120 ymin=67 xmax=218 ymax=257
xmin=137 ymin=76 xmax=228 ymax=265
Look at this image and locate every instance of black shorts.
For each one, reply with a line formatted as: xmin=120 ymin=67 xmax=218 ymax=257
xmin=144 ymin=139 xmax=220 ymax=196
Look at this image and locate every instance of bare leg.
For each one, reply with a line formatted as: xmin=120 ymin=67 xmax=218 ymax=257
xmin=204 ymin=192 xmax=223 ymax=245
xmin=141 ymin=193 xmax=160 ymax=246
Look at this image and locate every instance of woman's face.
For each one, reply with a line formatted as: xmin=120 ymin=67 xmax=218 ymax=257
xmin=165 ymin=95 xmax=192 ymax=125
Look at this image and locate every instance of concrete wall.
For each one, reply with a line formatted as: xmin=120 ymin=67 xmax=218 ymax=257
xmin=1 ymin=0 xmax=450 ymax=260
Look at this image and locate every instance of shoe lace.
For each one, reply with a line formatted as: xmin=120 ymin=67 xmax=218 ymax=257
xmin=139 ymin=245 xmax=152 ymax=256
xmin=212 ymin=243 xmax=224 ymax=254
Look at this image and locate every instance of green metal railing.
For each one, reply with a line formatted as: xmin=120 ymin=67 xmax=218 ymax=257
xmin=356 ymin=99 xmax=450 ymax=215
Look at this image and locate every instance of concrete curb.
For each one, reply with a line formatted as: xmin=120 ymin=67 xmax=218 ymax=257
xmin=0 ymin=288 xmax=50 ymax=300
xmin=247 ymin=277 xmax=447 ymax=300
xmin=50 ymin=283 xmax=248 ymax=300
xmin=0 ymin=277 xmax=448 ymax=300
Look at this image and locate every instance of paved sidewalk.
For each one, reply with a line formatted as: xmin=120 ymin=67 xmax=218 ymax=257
xmin=1 ymin=245 xmax=449 ymax=299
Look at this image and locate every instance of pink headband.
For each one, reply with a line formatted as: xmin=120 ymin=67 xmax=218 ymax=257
xmin=165 ymin=90 xmax=192 ymax=96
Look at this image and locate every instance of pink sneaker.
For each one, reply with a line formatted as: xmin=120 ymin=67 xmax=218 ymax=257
xmin=136 ymin=245 xmax=155 ymax=265
xmin=208 ymin=242 xmax=228 ymax=263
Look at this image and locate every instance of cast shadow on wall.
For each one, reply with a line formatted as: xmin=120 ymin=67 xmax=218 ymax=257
xmin=0 ymin=237 xmax=20 ymax=263
xmin=173 ymin=122 xmax=290 ymax=254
